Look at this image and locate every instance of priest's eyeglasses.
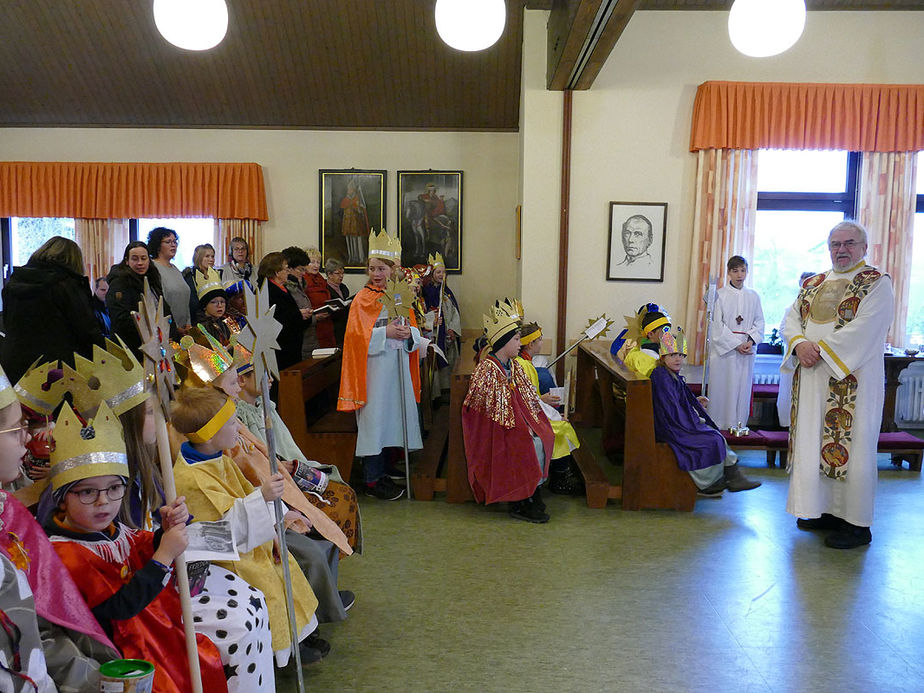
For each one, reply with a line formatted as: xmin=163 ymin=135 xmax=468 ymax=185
xmin=69 ymin=483 xmax=127 ymax=505
xmin=828 ymin=240 xmax=859 ymax=250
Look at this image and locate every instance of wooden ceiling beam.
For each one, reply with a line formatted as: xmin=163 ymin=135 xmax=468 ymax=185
xmin=545 ymin=0 xmax=641 ymax=91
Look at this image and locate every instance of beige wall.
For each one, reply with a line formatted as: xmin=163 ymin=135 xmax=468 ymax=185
xmin=0 ymin=129 xmax=520 ymax=328
xmin=519 ymin=9 xmax=924 ymax=346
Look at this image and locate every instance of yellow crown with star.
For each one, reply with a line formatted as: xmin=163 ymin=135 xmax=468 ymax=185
xmin=368 ymin=229 xmax=402 ymax=262
xmin=174 ymin=334 xmax=234 ymax=387
xmin=195 ymin=267 xmax=226 ymax=302
xmin=70 ymin=337 xmax=150 ymax=416
xmin=427 ymin=252 xmax=445 ymax=270
xmin=482 ymin=298 xmax=522 ymax=347
xmin=14 ymin=360 xmax=69 ymax=416
xmin=49 ymin=400 xmax=129 ymax=491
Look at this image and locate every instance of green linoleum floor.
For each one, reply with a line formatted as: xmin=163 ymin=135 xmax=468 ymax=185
xmin=277 ymin=451 xmax=924 ymax=692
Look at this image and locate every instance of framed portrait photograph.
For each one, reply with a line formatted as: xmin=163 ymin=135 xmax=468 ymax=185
xmin=319 ymin=169 xmax=386 ymax=273
xmin=606 ymin=201 xmax=667 ymax=282
xmin=397 ymin=170 xmax=463 ymax=272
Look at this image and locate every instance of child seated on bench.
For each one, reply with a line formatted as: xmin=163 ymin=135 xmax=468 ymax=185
xmin=649 ymin=327 xmax=760 ymax=497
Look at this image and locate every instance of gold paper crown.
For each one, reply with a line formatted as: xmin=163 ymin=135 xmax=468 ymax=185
xmin=482 ymin=298 xmax=522 ymax=347
xmin=0 ymin=363 xmax=16 ymax=410
xmin=72 ymin=337 xmax=150 ymax=416
xmin=427 ymin=252 xmax=445 ymax=270
xmin=175 ymin=334 xmax=234 ymax=387
xmin=232 ymin=339 xmax=254 ymax=374
xmin=196 ymin=267 xmax=226 ymax=301
xmin=49 ymin=400 xmax=129 ymax=491
xmin=494 ymin=297 xmax=524 ymax=324
xmin=14 ymin=360 xmax=68 ymax=416
xmin=368 ymin=229 xmax=402 ymax=262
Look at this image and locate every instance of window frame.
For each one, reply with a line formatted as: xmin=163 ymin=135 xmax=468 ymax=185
xmin=757 ymin=151 xmax=861 ymax=215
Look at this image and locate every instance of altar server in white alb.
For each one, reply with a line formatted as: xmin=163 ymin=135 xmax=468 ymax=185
xmin=782 ymin=221 xmax=893 ymax=550
xmin=707 ymin=255 xmax=764 ymax=430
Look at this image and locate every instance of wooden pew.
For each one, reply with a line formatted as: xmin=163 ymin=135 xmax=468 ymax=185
xmin=278 ymin=352 xmax=357 ymax=483
xmin=572 ymin=341 xmax=698 ymax=512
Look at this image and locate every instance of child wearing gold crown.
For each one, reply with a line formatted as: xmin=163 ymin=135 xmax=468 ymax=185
xmin=44 ymin=401 xmax=229 ymax=693
xmin=462 ymin=300 xmax=555 ymax=523
xmin=338 ymin=230 xmax=422 ymax=501
xmin=194 ymin=267 xmax=232 ymax=345
xmin=650 ymin=327 xmax=761 ymax=497
xmin=422 ymin=252 xmax=461 ymax=401
xmin=170 ymin=382 xmax=326 ymax=666
xmin=0 ymin=364 xmax=120 ymax=691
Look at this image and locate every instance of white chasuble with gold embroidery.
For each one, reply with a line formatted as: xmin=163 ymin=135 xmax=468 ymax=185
xmin=781 ymin=263 xmax=893 ymax=527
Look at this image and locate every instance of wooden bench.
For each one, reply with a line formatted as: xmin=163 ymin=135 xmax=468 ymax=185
xmin=573 ymin=341 xmax=698 ymax=511
xmin=278 ymin=352 xmax=357 ymax=483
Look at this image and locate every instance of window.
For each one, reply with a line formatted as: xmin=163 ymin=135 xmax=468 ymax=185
xmin=136 ymin=218 xmax=215 ymax=269
xmin=9 ymin=217 xmax=76 ymax=268
xmin=905 ymin=152 xmax=924 ymax=348
xmin=751 ymin=150 xmax=860 ymax=339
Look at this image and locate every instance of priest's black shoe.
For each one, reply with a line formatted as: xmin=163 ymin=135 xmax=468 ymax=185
xmin=796 ymin=513 xmax=843 ymax=531
xmin=824 ymin=522 xmax=872 ymax=549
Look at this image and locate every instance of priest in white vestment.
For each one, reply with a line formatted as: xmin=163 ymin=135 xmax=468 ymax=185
xmin=707 ymin=256 xmax=764 ymax=430
xmin=782 ymin=221 xmax=893 ymax=549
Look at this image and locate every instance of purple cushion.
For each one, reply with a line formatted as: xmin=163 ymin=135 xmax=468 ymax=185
xmin=752 ymin=384 xmax=779 ymax=397
xmin=756 ymin=430 xmax=789 ymax=446
xmin=687 ymin=383 xmax=703 ymax=396
xmin=721 ymin=430 xmax=769 ymax=446
xmin=877 ymin=432 xmax=924 ymax=449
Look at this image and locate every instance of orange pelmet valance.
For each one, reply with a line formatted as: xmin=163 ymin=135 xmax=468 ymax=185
xmin=0 ymin=162 xmax=268 ymax=220
xmin=690 ymin=81 xmax=924 ymax=152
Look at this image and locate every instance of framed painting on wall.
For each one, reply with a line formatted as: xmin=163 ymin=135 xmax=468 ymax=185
xmin=319 ymin=169 xmax=386 ymax=273
xmin=606 ymin=201 xmax=667 ymax=282
xmin=397 ymin=170 xmax=462 ymax=271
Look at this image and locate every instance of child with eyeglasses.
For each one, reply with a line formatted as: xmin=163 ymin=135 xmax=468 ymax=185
xmin=45 ymin=401 xmax=230 ymax=693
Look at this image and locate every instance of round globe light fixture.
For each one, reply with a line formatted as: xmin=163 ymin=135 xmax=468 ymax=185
xmin=435 ymin=0 xmax=506 ymax=52
xmin=728 ymin=0 xmax=806 ymax=58
xmin=153 ymin=0 xmax=229 ymax=51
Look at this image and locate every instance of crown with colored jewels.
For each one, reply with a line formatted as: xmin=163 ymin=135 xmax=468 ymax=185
xmin=174 ymin=334 xmax=234 ymax=387
xmin=49 ymin=400 xmax=129 ymax=491
xmin=368 ymin=229 xmax=402 ymax=262
xmin=14 ymin=360 xmax=69 ymax=416
xmin=196 ymin=267 xmax=226 ymax=302
xmin=482 ymin=297 xmax=522 ymax=347
xmin=69 ymin=337 xmax=150 ymax=416
xmin=427 ymin=252 xmax=445 ymax=270
xmin=659 ymin=326 xmax=688 ymax=357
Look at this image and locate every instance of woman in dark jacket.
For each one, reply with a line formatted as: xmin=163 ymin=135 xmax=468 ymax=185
xmin=106 ymin=241 xmax=175 ymax=357
xmin=0 ymin=236 xmax=104 ymax=383
xmin=257 ymin=251 xmax=307 ymax=371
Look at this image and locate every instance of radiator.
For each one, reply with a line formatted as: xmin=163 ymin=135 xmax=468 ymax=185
xmin=754 ymin=374 xmax=781 ymax=385
xmin=898 ymin=368 xmax=924 ymax=425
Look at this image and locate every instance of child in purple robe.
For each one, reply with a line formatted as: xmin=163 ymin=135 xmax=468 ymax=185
xmin=649 ymin=327 xmax=761 ymax=497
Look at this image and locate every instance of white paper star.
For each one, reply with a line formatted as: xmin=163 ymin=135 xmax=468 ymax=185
xmin=239 ymin=282 xmax=282 ymax=385
xmin=132 ymin=278 xmax=177 ymax=417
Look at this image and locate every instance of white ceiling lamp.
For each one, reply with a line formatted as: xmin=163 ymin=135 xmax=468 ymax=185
xmin=435 ymin=0 xmax=506 ymax=52
xmin=728 ymin=0 xmax=806 ymax=58
xmin=153 ymin=0 xmax=229 ymax=51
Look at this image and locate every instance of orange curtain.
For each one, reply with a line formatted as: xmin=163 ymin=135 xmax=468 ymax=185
xmin=0 ymin=162 xmax=268 ymax=220
xmin=215 ymin=218 xmax=263 ymax=267
xmin=75 ymin=218 xmax=130 ymax=284
xmin=690 ymin=82 xmax=924 ymax=153
xmin=858 ymin=152 xmax=919 ymax=344
xmin=684 ymin=149 xmax=759 ymax=365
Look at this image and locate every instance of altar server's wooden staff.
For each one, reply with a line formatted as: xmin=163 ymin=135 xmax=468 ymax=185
xmin=701 ymin=276 xmax=719 ymax=399
xmin=547 ymin=314 xmax=615 ymax=368
xmin=380 ymin=275 xmax=416 ymax=498
xmin=132 ymin=279 xmax=202 ymax=693
xmin=237 ymin=281 xmax=306 ymax=691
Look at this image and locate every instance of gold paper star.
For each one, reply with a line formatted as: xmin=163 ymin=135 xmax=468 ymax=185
xmin=238 ymin=282 xmax=283 ymax=385
xmin=584 ymin=314 xmax=615 ymax=340
xmin=132 ymin=278 xmax=177 ymax=417
xmin=378 ymin=276 xmax=413 ymax=321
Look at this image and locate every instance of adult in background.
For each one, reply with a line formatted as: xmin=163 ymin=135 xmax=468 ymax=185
xmin=280 ymin=246 xmax=317 ymax=357
xmin=219 ymin=236 xmax=253 ymax=285
xmin=303 ymin=247 xmax=335 ymax=349
xmin=325 ymin=258 xmax=350 ymax=347
xmin=106 ymin=241 xmax=176 ymax=356
xmin=182 ymin=243 xmax=216 ymax=302
xmin=92 ymin=277 xmax=112 ymax=337
xmin=257 ymin=252 xmax=308 ymax=371
xmin=783 ymin=221 xmax=893 ymax=549
xmin=0 ymin=236 xmax=104 ymax=382
xmin=147 ymin=227 xmax=194 ymax=336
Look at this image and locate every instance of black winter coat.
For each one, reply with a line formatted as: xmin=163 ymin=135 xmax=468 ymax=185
xmin=0 ymin=259 xmax=105 ymax=383
xmin=265 ymin=279 xmax=306 ymax=371
xmin=106 ymin=264 xmax=176 ymax=358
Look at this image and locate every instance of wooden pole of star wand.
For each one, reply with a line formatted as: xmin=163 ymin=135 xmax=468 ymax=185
xmin=397 ymin=316 xmax=412 ymax=499
xmin=260 ymin=370 xmax=306 ymax=691
xmin=153 ymin=406 xmax=203 ymax=693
